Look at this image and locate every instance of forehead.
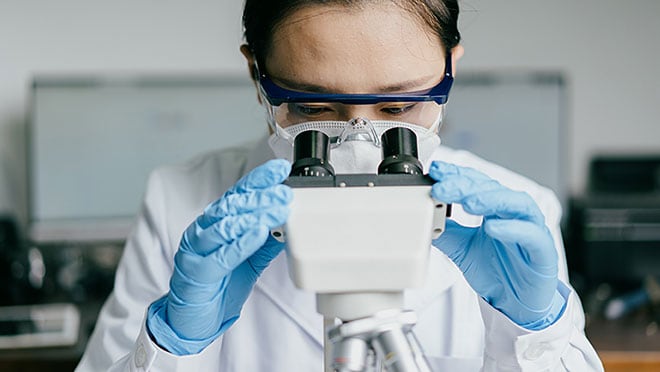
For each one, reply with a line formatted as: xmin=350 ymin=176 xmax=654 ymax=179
xmin=265 ymin=3 xmax=445 ymax=93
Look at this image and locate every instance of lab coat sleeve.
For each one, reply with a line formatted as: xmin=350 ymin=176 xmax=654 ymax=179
xmin=75 ymin=168 xmax=225 ymax=371
xmin=478 ymin=186 xmax=603 ymax=371
xmin=479 ymin=282 xmax=603 ymax=371
xmin=106 ymin=312 xmax=224 ymax=371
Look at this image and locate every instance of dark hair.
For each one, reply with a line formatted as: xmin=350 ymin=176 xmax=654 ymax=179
xmin=242 ymin=0 xmax=460 ymax=67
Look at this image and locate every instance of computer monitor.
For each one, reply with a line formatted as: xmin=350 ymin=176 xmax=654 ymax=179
xmin=441 ymin=72 xmax=566 ymax=213
xmin=28 ymin=76 xmax=265 ymax=243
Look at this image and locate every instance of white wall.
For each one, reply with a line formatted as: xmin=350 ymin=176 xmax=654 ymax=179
xmin=0 ymin=0 xmax=246 ymax=225
xmin=1 ymin=0 xmax=659 ymax=226
xmin=457 ymin=0 xmax=660 ymax=194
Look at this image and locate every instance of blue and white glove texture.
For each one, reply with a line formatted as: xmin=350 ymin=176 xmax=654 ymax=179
xmin=429 ymin=161 xmax=566 ymax=330
xmin=147 ymin=159 xmax=292 ymax=355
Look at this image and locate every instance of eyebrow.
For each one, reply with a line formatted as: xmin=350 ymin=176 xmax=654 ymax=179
xmin=270 ymin=74 xmax=440 ymax=94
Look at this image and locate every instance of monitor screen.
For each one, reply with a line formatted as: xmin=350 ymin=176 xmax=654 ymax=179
xmin=441 ymin=72 xmax=566 ymax=212
xmin=28 ymin=76 xmax=265 ymax=243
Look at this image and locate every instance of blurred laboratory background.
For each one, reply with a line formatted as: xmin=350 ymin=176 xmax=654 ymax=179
xmin=0 ymin=1 xmax=659 ymax=371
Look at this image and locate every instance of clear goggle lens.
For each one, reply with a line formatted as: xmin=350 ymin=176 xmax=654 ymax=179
xmin=262 ymin=98 xmax=445 ymax=145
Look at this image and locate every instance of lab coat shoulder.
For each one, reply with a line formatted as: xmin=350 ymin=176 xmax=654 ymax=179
xmin=76 ymin=143 xmax=257 ymax=372
xmin=144 ymin=145 xmax=254 ymax=254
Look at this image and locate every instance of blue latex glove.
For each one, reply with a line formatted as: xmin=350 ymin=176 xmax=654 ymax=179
xmin=147 ymin=159 xmax=292 ymax=355
xmin=429 ymin=161 xmax=566 ymax=330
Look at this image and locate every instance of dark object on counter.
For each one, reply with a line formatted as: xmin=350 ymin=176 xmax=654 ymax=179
xmin=0 ymin=216 xmax=40 ymax=305
xmin=566 ymin=155 xmax=660 ymax=291
xmin=589 ymin=155 xmax=660 ymax=193
xmin=0 ymin=218 xmax=19 ymax=251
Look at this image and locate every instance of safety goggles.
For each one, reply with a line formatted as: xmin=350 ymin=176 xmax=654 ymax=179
xmin=256 ymin=54 xmax=453 ymax=132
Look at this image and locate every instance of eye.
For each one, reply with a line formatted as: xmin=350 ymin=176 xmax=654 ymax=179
xmin=381 ymin=103 xmax=417 ymax=116
xmin=290 ymin=103 xmax=331 ymax=117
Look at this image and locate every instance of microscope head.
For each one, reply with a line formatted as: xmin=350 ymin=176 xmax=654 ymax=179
xmin=274 ymin=127 xmax=449 ymax=321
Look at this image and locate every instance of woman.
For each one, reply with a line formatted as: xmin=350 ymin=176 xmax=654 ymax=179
xmin=77 ymin=1 xmax=603 ymax=370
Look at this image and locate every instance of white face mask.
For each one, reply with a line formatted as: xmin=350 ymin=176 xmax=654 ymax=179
xmin=268 ymin=114 xmax=442 ymax=174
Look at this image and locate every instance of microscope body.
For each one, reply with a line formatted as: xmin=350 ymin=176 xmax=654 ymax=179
xmin=275 ymin=126 xmax=449 ymax=371
xmin=283 ymin=174 xmax=447 ymax=320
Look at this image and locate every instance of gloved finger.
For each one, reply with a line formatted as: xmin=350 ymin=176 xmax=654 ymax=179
xmin=171 ymin=226 xmax=280 ymax=304
xmin=166 ymin=287 xmax=225 ymax=339
xmin=182 ymin=205 xmax=290 ymax=256
xmin=428 ymin=161 xmax=493 ymax=183
xmin=170 ymin=253 xmax=225 ymax=302
xmin=199 ymin=185 xmax=292 ymax=228
xmin=213 ymin=225 xmax=273 ymax=274
xmin=461 ymin=189 xmax=545 ymax=225
xmin=431 ymin=173 xmax=502 ymax=203
xmin=204 ymin=184 xmax=292 ymax=218
xmin=431 ymin=219 xmax=479 ymax=265
xmin=226 ymin=159 xmax=291 ymax=195
xmin=244 ymin=234 xmax=286 ymax=276
xmin=483 ymin=219 xmax=558 ymax=276
xmin=212 ymin=206 xmax=289 ymax=243
xmin=432 ymin=177 xmax=545 ymax=224
xmin=231 ymin=234 xmax=286 ymax=287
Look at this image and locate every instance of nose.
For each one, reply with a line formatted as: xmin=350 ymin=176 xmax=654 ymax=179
xmin=337 ymin=104 xmax=379 ymax=121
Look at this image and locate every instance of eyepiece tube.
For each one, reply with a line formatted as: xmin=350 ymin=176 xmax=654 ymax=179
xmin=291 ymin=130 xmax=335 ymax=177
xmin=377 ymin=127 xmax=423 ymax=175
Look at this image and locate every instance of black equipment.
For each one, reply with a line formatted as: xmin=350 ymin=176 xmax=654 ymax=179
xmin=566 ymin=155 xmax=660 ymax=286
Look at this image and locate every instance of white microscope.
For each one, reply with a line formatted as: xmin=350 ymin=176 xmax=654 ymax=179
xmin=273 ymin=126 xmax=449 ymax=372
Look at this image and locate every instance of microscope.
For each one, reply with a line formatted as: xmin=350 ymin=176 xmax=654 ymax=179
xmin=272 ymin=125 xmax=449 ymax=372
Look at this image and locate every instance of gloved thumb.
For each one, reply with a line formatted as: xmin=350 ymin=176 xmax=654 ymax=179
xmin=483 ymin=219 xmax=558 ymax=276
xmin=246 ymin=231 xmax=286 ymax=276
xmin=432 ymin=219 xmax=477 ymax=264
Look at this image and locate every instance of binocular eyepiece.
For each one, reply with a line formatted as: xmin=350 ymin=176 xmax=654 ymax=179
xmin=290 ymin=127 xmax=424 ymax=177
xmin=291 ymin=130 xmax=335 ymax=177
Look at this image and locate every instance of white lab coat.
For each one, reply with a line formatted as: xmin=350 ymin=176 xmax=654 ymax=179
xmin=76 ymin=135 xmax=603 ymax=371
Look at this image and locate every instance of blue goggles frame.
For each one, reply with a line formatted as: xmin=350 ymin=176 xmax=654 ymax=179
xmin=257 ymin=54 xmax=453 ymax=107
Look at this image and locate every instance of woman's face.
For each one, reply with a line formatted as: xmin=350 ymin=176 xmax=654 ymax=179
xmin=247 ymin=3 xmax=462 ymax=128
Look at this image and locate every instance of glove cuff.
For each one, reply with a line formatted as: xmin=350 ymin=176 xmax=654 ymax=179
xmin=518 ymin=289 xmax=567 ymax=331
xmin=146 ymin=296 xmax=225 ymax=356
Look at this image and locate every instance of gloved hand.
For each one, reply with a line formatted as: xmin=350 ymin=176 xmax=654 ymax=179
xmin=429 ymin=161 xmax=566 ymax=330
xmin=147 ymin=159 xmax=292 ymax=355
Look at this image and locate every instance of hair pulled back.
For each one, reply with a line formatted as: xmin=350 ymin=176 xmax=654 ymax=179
xmin=242 ymin=0 xmax=460 ymax=67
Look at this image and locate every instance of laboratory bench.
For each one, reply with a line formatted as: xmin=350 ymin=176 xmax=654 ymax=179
xmin=0 ymin=242 xmax=120 ymax=371
xmin=0 ymin=301 xmax=102 ymax=372
xmin=1 ymin=303 xmax=659 ymax=371
xmin=587 ymin=314 xmax=660 ymax=371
